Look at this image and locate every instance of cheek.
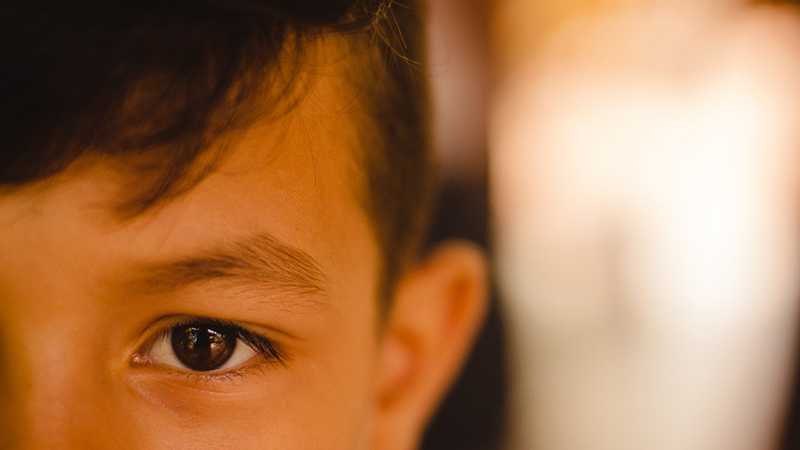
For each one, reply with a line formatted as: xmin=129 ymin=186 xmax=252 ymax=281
xmin=122 ymin=288 xmax=382 ymax=450
xmin=125 ymin=336 xmax=381 ymax=449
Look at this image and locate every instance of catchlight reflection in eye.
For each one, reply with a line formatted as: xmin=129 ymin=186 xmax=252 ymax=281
xmin=134 ymin=319 xmax=285 ymax=373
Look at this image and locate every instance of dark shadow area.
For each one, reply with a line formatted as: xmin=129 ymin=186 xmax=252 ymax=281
xmin=781 ymin=370 xmax=800 ymax=449
xmin=779 ymin=305 xmax=800 ymax=449
xmin=420 ymin=176 xmax=509 ymax=450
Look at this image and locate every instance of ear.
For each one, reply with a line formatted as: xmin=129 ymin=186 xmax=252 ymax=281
xmin=370 ymin=240 xmax=489 ymax=450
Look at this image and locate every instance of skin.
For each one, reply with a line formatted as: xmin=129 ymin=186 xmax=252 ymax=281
xmin=0 ymin=36 xmax=488 ymax=450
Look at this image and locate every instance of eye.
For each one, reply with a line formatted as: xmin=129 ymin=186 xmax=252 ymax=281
xmin=149 ymin=322 xmax=254 ymax=372
xmin=137 ymin=319 xmax=285 ymax=373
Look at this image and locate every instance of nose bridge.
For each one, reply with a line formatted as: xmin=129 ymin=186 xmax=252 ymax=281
xmin=0 ymin=292 xmax=113 ymax=449
xmin=0 ymin=178 xmax=140 ymax=449
xmin=10 ymin=340 xmax=92 ymax=449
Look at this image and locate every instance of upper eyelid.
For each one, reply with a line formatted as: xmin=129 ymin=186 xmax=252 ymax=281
xmin=164 ymin=317 xmax=284 ymax=358
xmin=139 ymin=312 xmax=300 ymax=342
xmin=140 ymin=315 xmax=253 ymax=344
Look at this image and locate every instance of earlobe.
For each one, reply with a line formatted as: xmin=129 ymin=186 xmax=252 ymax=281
xmin=371 ymin=241 xmax=489 ymax=450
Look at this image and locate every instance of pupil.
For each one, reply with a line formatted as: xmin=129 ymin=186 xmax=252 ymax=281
xmin=171 ymin=323 xmax=237 ymax=371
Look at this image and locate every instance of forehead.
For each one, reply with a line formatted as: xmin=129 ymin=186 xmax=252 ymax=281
xmin=0 ymin=53 xmax=381 ymax=316
xmin=112 ymin=33 xmax=376 ymax=217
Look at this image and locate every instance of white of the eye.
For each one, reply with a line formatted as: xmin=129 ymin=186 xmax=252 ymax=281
xmin=147 ymin=332 xmax=260 ymax=372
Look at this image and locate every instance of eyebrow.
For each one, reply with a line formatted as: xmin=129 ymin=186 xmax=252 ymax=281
xmin=127 ymin=233 xmax=330 ymax=305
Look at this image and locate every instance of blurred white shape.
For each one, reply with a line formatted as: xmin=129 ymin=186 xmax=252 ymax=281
xmin=492 ymin=4 xmax=800 ymax=450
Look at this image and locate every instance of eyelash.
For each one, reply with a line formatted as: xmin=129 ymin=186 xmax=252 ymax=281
xmin=134 ymin=316 xmax=288 ymax=382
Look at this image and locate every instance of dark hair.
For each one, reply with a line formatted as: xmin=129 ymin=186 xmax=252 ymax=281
xmin=0 ymin=0 xmax=434 ymax=298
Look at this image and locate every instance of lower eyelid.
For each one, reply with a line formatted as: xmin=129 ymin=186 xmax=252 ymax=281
xmin=146 ymin=356 xmax=286 ymax=393
xmin=182 ymin=358 xmax=276 ymax=382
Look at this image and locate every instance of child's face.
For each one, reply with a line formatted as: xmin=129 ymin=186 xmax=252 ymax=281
xmin=0 ymin=47 xmax=488 ymax=449
xmin=0 ymin=76 xmax=386 ymax=447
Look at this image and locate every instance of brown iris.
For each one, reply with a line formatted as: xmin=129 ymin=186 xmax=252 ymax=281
xmin=171 ymin=323 xmax=237 ymax=371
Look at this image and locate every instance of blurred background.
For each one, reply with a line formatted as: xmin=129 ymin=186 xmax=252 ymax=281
xmin=422 ymin=0 xmax=800 ymax=449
